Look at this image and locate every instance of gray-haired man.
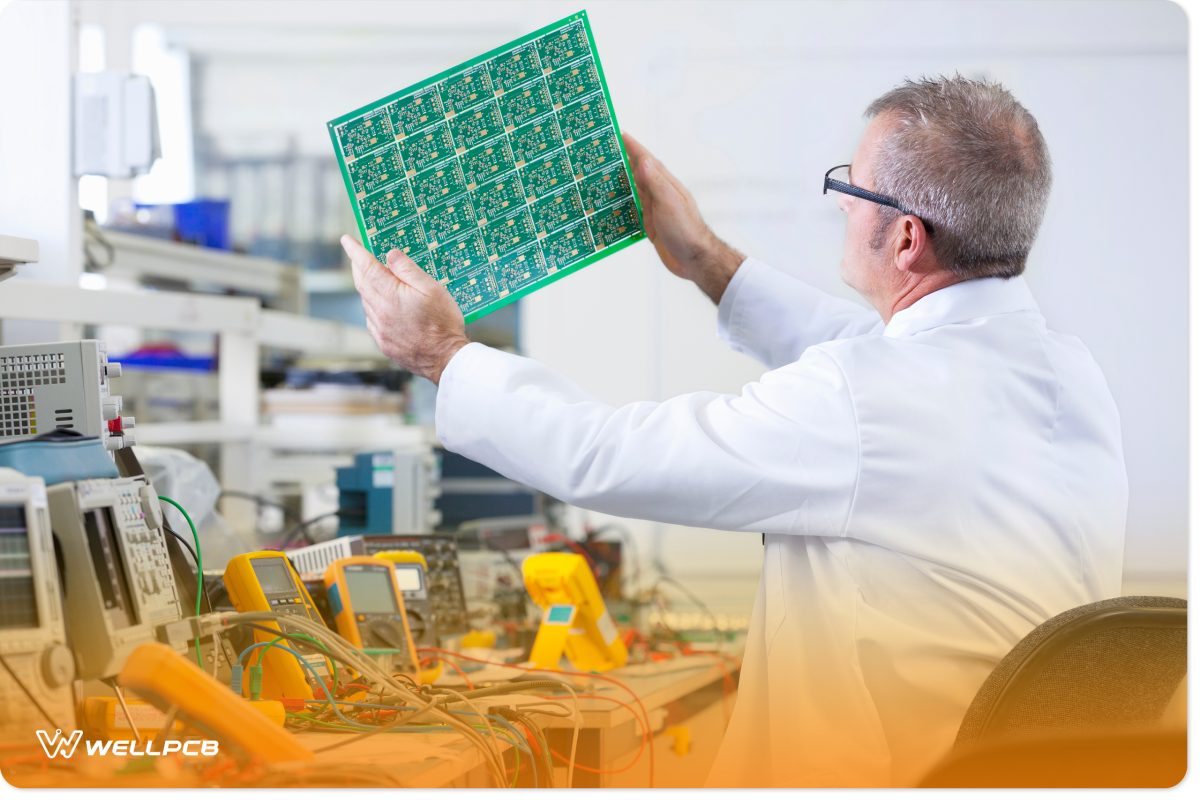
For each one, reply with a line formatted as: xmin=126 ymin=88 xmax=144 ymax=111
xmin=344 ymin=75 xmax=1126 ymax=786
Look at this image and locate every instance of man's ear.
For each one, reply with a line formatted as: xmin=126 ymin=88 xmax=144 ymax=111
xmin=892 ymin=215 xmax=930 ymax=274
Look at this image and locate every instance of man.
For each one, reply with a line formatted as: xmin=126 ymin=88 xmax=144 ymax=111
xmin=342 ymin=75 xmax=1126 ymax=786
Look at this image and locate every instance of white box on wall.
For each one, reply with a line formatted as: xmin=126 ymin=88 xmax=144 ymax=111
xmin=73 ymin=71 xmax=160 ymax=178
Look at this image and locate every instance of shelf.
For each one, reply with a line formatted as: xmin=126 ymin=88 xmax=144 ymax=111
xmin=99 ymin=228 xmax=302 ymax=303
xmin=259 ymin=308 xmax=379 ymax=357
xmin=301 ymin=270 xmax=355 ymax=294
xmin=257 ymin=419 xmax=433 ymax=452
xmin=135 ymin=421 xmax=257 ymax=445
xmin=1 ymin=234 xmax=39 ymax=282
xmin=0 ymin=234 xmax=39 ymax=265
xmin=0 ymin=279 xmax=259 ymax=332
xmin=134 ymin=421 xmax=430 ymax=449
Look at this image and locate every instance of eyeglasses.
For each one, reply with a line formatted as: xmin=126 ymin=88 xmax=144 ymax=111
xmin=823 ymin=164 xmax=934 ymax=235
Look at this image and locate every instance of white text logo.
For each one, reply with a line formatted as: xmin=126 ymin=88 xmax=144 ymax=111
xmin=36 ymin=730 xmax=219 ymax=759
xmin=36 ymin=729 xmax=83 ymax=759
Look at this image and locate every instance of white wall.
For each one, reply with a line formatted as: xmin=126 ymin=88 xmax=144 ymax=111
xmin=75 ymin=0 xmax=1189 ymax=608
xmin=0 ymin=0 xmax=82 ymax=344
xmin=519 ymin=0 xmax=1190 ymax=602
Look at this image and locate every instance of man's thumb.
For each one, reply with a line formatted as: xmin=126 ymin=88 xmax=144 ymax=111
xmin=634 ymin=152 xmax=659 ymax=191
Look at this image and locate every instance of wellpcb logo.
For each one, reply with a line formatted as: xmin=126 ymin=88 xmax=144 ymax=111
xmin=36 ymin=729 xmax=83 ymax=759
xmin=36 ymin=729 xmax=219 ymax=759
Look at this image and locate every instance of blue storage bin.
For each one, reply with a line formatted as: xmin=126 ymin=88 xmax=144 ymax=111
xmin=172 ymin=199 xmax=231 ymax=250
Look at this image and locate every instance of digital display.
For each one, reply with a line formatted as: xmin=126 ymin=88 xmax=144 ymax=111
xmin=545 ymin=604 xmax=574 ymax=625
xmin=84 ymin=507 xmax=134 ymax=627
xmin=344 ymin=567 xmax=399 ymax=614
xmin=0 ymin=505 xmax=38 ymax=630
xmin=252 ymin=558 xmax=297 ymax=596
xmin=393 ymin=565 xmax=423 ymax=592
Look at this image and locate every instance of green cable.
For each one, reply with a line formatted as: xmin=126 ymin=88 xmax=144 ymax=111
xmin=158 ymin=494 xmax=203 ymax=667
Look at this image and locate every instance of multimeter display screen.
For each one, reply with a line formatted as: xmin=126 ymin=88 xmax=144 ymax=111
xmin=345 ymin=568 xmax=398 ymax=614
xmin=252 ymin=558 xmax=296 ymax=595
xmin=393 ymin=565 xmax=423 ymax=592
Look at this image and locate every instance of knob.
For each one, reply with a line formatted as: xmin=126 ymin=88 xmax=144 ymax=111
xmin=102 ymin=396 xmax=122 ymax=421
xmin=138 ymin=484 xmax=163 ymax=528
xmin=105 ymin=362 xmax=123 ymax=379
xmin=41 ymin=644 xmax=75 ymax=688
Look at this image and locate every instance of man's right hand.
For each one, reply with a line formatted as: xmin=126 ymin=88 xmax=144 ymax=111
xmin=623 ymin=132 xmax=746 ymax=305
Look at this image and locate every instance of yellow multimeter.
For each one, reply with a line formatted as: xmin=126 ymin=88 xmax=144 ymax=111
xmin=374 ymin=550 xmax=441 ymax=683
xmin=523 ymin=552 xmax=628 ymax=672
xmin=323 ymin=556 xmax=421 ymax=679
xmin=222 ymin=551 xmax=331 ymax=700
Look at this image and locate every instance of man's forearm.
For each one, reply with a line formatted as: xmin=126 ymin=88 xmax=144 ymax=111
xmin=693 ymin=234 xmax=747 ymax=305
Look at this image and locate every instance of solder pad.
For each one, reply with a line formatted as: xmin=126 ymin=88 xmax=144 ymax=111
xmin=328 ymin=10 xmax=644 ymax=322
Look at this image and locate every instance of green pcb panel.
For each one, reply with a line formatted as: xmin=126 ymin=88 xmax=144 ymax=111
xmin=328 ymin=10 xmax=644 ymax=322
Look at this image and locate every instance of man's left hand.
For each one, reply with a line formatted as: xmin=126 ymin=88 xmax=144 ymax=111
xmin=342 ymin=234 xmax=469 ymax=384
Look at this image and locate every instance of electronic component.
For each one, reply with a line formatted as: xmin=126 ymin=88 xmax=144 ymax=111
xmin=118 ymin=642 xmax=312 ymax=762
xmin=0 ymin=469 xmax=76 ymax=738
xmin=335 ymin=450 xmax=441 ymax=536
xmin=48 ymin=475 xmax=183 ymax=680
xmin=289 ymin=534 xmax=469 ymax=635
xmin=323 ymin=556 xmax=420 ymax=677
xmin=328 ymin=10 xmax=644 ymax=323
xmin=222 ymin=551 xmax=331 ymax=700
xmin=523 ymin=552 xmax=627 ymax=672
xmin=0 ymin=340 xmax=132 ymax=450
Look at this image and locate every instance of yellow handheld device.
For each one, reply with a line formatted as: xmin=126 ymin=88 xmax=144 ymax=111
xmin=523 ymin=552 xmax=628 ymax=672
xmin=118 ymin=641 xmax=313 ymax=762
xmin=323 ymin=556 xmax=421 ymax=677
xmin=222 ymin=551 xmax=330 ymax=700
xmin=374 ymin=550 xmax=441 ymax=683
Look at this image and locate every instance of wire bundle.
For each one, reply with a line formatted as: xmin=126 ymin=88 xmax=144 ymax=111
xmin=212 ymin=610 xmax=583 ymax=788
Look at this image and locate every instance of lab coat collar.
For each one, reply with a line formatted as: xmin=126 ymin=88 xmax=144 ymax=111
xmin=882 ymin=276 xmax=1039 ymax=338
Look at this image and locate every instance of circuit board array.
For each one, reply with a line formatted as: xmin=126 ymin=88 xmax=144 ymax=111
xmin=328 ymin=10 xmax=644 ymax=322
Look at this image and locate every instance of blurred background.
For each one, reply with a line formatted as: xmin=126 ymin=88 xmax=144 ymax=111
xmin=0 ymin=0 xmax=1187 ymax=631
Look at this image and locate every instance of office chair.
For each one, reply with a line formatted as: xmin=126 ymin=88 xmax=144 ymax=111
xmin=920 ymin=595 xmax=1187 ymax=787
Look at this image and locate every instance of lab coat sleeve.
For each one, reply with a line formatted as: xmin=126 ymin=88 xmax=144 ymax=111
xmin=717 ymin=257 xmax=881 ymax=368
xmin=436 ymin=342 xmax=860 ymax=535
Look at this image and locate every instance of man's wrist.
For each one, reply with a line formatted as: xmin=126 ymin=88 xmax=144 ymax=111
xmin=694 ymin=234 xmax=746 ymax=305
xmin=426 ymin=336 xmax=470 ymax=385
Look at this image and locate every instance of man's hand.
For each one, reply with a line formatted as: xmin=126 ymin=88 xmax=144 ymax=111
xmin=342 ymin=235 xmax=469 ymax=384
xmin=623 ymin=132 xmax=746 ymax=304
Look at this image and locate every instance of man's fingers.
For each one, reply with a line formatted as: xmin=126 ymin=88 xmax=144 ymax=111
xmin=384 ymin=249 xmax=439 ymax=292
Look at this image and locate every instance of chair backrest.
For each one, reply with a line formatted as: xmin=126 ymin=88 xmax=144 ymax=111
xmin=920 ymin=729 xmax=1187 ymax=788
xmin=955 ymin=595 xmax=1187 ymax=747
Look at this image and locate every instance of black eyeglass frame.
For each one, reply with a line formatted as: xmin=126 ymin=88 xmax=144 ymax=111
xmin=823 ymin=164 xmax=934 ymax=235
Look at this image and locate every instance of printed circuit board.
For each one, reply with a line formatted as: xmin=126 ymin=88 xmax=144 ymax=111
xmin=328 ymin=10 xmax=644 ymax=322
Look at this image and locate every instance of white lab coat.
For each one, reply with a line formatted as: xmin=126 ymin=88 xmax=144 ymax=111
xmin=435 ymin=258 xmax=1127 ymax=787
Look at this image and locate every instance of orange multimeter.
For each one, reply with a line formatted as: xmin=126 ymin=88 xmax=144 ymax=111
xmin=222 ymin=551 xmax=331 ymax=700
xmin=323 ymin=556 xmax=421 ymax=678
